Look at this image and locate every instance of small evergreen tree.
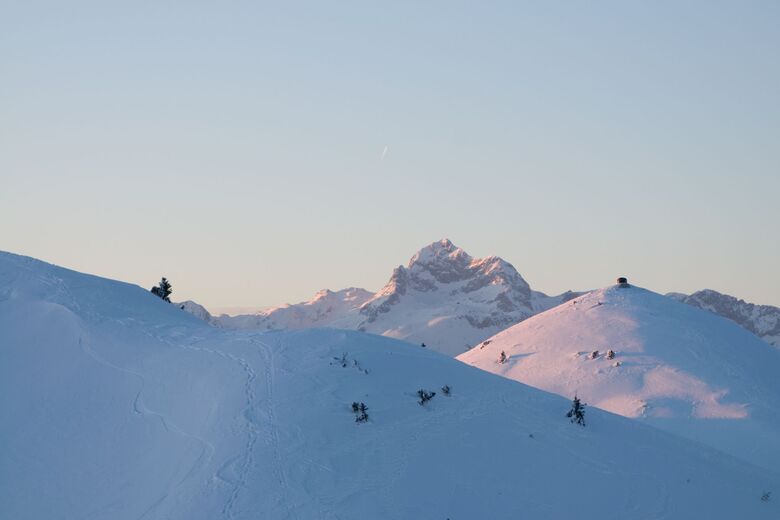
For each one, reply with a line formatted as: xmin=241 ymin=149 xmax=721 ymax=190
xmin=498 ymin=351 xmax=507 ymax=364
xmin=606 ymin=349 xmax=615 ymax=360
xmin=150 ymin=277 xmax=173 ymax=302
xmin=354 ymin=402 xmax=369 ymax=423
xmin=441 ymin=385 xmax=451 ymax=396
xmin=566 ymin=395 xmax=586 ymax=426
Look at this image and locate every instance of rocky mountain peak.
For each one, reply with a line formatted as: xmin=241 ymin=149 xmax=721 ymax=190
xmin=408 ymin=238 xmax=470 ymax=270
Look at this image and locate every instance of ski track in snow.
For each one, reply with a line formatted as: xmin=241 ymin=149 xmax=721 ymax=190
xmin=66 ymin=263 xmax=293 ymax=520
xmin=76 ymin=334 xmax=216 ymax=520
xmin=208 ymin=337 xmax=259 ymax=520
xmin=46 ymin=252 xmax=260 ymax=520
xmin=251 ymin=335 xmax=299 ymax=520
xmin=98 ymin=323 xmax=256 ymax=520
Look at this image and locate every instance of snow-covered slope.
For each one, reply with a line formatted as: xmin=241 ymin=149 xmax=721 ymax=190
xmin=458 ymin=281 xmax=780 ymax=472
xmin=203 ymin=240 xmax=577 ymax=356
xmin=668 ymin=289 xmax=780 ymax=348
xmin=2 ymin=252 xmax=779 ymax=519
xmin=177 ymin=299 xmax=218 ymax=325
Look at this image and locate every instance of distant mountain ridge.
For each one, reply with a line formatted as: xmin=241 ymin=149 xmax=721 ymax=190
xmin=181 ymin=241 xmax=780 ymax=354
xmin=668 ymin=289 xmax=780 ymax=348
xmin=185 ymin=239 xmax=578 ymax=355
xmin=213 ymin=287 xmax=373 ymax=330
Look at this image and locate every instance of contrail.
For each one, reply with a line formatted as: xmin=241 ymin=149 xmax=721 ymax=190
xmin=380 ymin=145 xmax=389 ymax=161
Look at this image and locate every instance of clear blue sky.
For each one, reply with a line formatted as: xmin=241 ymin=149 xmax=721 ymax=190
xmin=2 ymin=1 xmax=779 ymax=309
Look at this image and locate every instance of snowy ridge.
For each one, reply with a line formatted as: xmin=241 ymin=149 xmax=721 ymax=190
xmin=2 ymin=251 xmax=779 ymax=519
xmin=458 ymin=282 xmax=780 ymax=472
xmin=200 ymin=239 xmax=577 ymax=356
xmin=668 ymin=289 xmax=780 ymax=348
xmin=217 ymin=287 xmax=373 ymax=330
xmin=177 ymin=300 xmax=218 ymax=325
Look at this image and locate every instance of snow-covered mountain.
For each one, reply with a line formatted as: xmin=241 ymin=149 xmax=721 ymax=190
xmin=668 ymin=289 xmax=780 ymax=348
xmin=216 ymin=287 xmax=373 ymax=330
xmin=198 ymin=240 xmax=577 ymax=356
xmin=2 ymin=251 xmax=779 ymax=519
xmin=352 ymin=239 xmax=577 ymax=355
xmin=458 ymin=280 xmax=780 ymax=472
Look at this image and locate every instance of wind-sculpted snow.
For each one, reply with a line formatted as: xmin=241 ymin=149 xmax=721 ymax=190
xmin=2 ymin=251 xmax=779 ymax=519
xmin=199 ymin=239 xmax=578 ymax=356
xmin=668 ymin=289 xmax=780 ymax=348
xmin=459 ymin=283 xmax=780 ymax=472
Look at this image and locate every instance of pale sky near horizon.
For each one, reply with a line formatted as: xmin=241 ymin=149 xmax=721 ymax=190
xmin=2 ymin=1 xmax=779 ymax=309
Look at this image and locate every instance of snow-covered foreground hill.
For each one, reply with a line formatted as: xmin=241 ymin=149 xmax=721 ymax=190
xmin=1 ymin=252 xmax=779 ymax=520
xmin=668 ymin=289 xmax=780 ymax=348
xmin=204 ymin=239 xmax=577 ymax=356
xmin=459 ymin=282 xmax=780 ymax=473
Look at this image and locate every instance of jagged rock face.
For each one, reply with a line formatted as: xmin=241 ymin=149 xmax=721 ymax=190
xmin=353 ymin=239 xmax=570 ymax=355
xmin=359 ymin=239 xmax=535 ymax=326
xmin=668 ymin=290 xmax=780 ymax=348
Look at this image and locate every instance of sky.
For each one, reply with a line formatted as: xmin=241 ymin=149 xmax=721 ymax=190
xmin=1 ymin=1 xmax=779 ymax=310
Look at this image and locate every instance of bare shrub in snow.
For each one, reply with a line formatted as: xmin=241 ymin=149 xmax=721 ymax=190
xmin=441 ymin=385 xmax=451 ymax=396
xmin=333 ymin=353 xmax=348 ymax=367
xmin=332 ymin=353 xmax=368 ymax=374
xmin=498 ymin=351 xmax=507 ymax=364
xmin=417 ymin=389 xmax=436 ymax=405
